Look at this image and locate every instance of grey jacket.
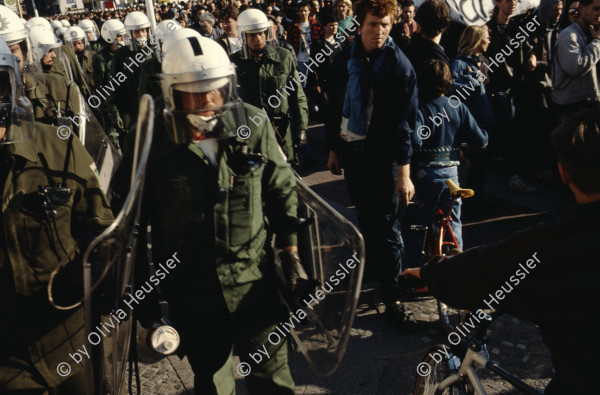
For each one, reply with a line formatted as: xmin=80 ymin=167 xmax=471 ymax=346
xmin=552 ymin=22 xmax=600 ymax=105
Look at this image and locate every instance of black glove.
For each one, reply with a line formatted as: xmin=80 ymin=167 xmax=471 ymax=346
xmin=279 ymin=250 xmax=311 ymax=294
xmin=297 ymin=130 xmax=307 ymax=148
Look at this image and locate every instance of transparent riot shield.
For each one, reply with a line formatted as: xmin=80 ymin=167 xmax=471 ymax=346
xmin=71 ymin=88 xmax=121 ymax=197
xmin=275 ymin=174 xmax=365 ymax=377
xmin=56 ymin=46 xmax=91 ymax=97
xmin=81 ymin=94 xmax=155 ymax=395
xmin=24 ymin=58 xmax=120 ymax=196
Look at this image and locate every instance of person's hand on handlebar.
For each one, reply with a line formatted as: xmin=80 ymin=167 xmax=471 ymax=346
xmin=401 ymin=268 xmax=429 ymax=292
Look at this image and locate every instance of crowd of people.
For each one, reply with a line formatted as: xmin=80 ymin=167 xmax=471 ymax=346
xmin=0 ymin=0 xmax=599 ymax=393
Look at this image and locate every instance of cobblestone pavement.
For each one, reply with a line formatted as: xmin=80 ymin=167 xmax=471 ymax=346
xmin=126 ymin=293 xmax=552 ymax=394
xmin=125 ymin=124 xmax=557 ymax=394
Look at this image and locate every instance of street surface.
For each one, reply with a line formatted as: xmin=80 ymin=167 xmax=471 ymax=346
xmin=128 ymin=123 xmax=560 ymax=394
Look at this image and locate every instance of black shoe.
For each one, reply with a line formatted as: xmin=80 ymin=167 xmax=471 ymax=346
xmin=385 ymin=300 xmax=418 ymax=333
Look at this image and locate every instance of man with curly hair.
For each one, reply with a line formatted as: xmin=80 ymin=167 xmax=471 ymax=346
xmin=326 ymin=0 xmax=419 ymax=330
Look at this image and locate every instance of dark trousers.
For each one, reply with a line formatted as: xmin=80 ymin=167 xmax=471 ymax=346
xmin=169 ymin=266 xmax=294 ymax=395
xmin=341 ymin=142 xmax=404 ymax=304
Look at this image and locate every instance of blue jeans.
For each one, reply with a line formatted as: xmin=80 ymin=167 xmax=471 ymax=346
xmin=403 ymin=166 xmax=462 ymax=268
xmin=341 ymin=143 xmax=404 ymax=303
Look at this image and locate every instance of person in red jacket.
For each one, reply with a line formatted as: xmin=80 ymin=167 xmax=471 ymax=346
xmin=286 ymin=1 xmax=323 ymax=86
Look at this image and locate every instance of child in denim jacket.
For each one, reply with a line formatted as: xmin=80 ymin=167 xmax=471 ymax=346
xmin=404 ymin=60 xmax=488 ymax=268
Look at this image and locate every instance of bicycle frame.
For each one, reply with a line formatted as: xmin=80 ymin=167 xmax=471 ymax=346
xmin=434 ymin=313 xmax=543 ymax=395
xmin=428 ymin=194 xmax=461 ymax=257
xmin=435 ymin=348 xmax=542 ymax=395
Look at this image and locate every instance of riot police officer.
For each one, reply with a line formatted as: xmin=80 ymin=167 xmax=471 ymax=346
xmin=24 ymin=17 xmax=89 ymax=97
xmin=92 ymin=19 xmax=126 ymax=89
xmin=115 ymin=32 xmax=307 ymax=394
xmin=64 ymin=26 xmax=96 ymax=91
xmin=78 ymin=19 xmax=103 ymax=52
xmin=105 ymin=11 xmax=154 ymax=141
xmin=137 ymin=19 xmax=182 ymax=100
xmin=0 ymin=14 xmax=80 ymax=130
xmin=231 ymin=9 xmax=308 ymax=166
xmin=0 ymin=35 xmax=114 ymax=394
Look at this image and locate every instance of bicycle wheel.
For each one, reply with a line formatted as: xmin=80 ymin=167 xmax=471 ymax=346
xmin=438 ymin=302 xmax=469 ymax=334
xmin=413 ymin=345 xmax=471 ymax=395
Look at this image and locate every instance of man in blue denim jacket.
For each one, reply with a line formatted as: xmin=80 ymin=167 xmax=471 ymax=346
xmin=325 ymin=0 xmax=418 ymax=328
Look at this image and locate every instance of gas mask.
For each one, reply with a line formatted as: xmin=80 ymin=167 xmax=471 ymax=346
xmin=135 ymin=37 xmax=148 ymax=48
xmin=186 ymin=113 xmax=219 ymax=138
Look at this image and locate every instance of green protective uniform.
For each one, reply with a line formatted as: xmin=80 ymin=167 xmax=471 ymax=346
xmin=89 ymin=41 xmax=104 ymax=53
xmin=24 ymin=72 xmax=107 ymax=158
xmin=24 ymin=72 xmax=82 ymax=126
xmin=75 ymin=49 xmax=96 ymax=91
xmin=48 ymin=45 xmax=90 ymax=97
xmin=0 ymin=122 xmax=114 ymax=393
xmin=91 ymin=45 xmax=115 ymax=88
xmin=230 ymin=46 xmax=308 ymax=166
xmin=137 ymin=55 xmax=162 ymax=100
xmin=104 ymin=45 xmax=154 ymax=134
xmin=114 ymin=103 xmax=297 ymax=394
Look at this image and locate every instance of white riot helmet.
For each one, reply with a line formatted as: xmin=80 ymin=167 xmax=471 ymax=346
xmin=101 ymin=19 xmax=126 ymax=47
xmin=26 ymin=17 xmax=52 ymax=32
xmin=28 ymin=27 xmax=62 ymax=62
xmin=55 ymin=26 xmax=68 ymax=42
xmin=60 ymin=20 xmax=70 ymax=28
xmin=78 ymin=19 xmax=99 ymax=42
xmin=161 ymin=33 xmax=245 ymax=142
xmin=124 ymin=11 xmax=151 ymax=51
xmin=153 ymin=21 xmax=183 ymax=61
xmin=0 ymin=36 xmax=35 ymax=143
xmin=0 ymin=8 xmax=34 ymax=75
xmin=51 ymin=20 xmax=62 ymax=31
xmin=236 ymin=9 xmax=275 ymax=59
xmin=154 ymin=19 xmax=182 ymax=47
xmin=64 ymin=26 xmax=88 ymax=52
xmin=0 ymin=5 xmax=27 ymax=46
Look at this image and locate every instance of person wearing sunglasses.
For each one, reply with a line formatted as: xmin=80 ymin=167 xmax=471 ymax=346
xmin=560 ymin=0 xmax=580 ymax=29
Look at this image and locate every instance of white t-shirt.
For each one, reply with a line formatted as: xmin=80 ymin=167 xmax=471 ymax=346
xmin=196 ymin=138 xmax=219 ymax=167
xmin=228 ymin=37 xmax=242 ymax=54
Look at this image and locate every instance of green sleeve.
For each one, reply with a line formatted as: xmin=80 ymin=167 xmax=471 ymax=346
xmin=260 ymin=116 xmax=298 ymax=247
xmin=287 ymin=53 xmax=309 ymax=133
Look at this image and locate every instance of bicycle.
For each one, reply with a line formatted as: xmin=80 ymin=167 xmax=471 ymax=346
xmin=413 ymin=311 xmax=543 ymax=395
xmin=408 ymin=179 xmax=475 ymax=333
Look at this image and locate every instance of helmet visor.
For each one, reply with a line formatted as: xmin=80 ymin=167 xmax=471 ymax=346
xmin=163 ymin=75 xmax=246 ymax=143
xmin=240 ymin=26 xmax=276 ymax=59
